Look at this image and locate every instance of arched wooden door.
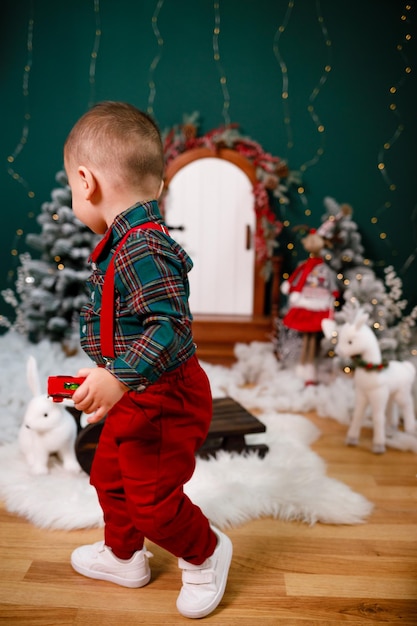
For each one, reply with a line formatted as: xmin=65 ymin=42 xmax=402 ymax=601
xmin=163 ymin=147 xmax=277 ymax=364
xmin=164 ymin=147 xmax=264 ymax=316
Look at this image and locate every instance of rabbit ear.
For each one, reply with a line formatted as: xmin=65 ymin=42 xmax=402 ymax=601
xmin=27 ymin=355 xmax=42 ymax=397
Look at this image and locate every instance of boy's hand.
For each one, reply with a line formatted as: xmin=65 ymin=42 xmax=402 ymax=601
xmin=72 ymin=367 xmax=128 ymax=423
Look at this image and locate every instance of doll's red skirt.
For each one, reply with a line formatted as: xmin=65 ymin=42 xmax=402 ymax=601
xmin=283 ymin=307 xmax=332 ymax=333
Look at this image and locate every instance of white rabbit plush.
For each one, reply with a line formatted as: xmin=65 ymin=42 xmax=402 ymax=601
xmin=18 ymin=356 xmax=81 ymax=475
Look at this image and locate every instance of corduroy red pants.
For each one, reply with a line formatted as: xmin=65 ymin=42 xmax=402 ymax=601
xmin=90 ymin=355 xmax=217 ymax=565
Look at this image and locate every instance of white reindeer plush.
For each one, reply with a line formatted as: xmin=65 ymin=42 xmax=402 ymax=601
xmin=322 ymin=308 xmax=416 ymax=453
xmin=18 ymin=356 xmax=81 ymax=475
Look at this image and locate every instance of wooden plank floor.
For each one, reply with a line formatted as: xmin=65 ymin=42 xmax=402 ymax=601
xmin=0 ymin=412 xmax=416 ymax=625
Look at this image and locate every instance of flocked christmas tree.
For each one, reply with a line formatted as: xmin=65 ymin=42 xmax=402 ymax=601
xmin=318 ymin=196 xmax=366 ymax=273
xmin=277 ymin=196 xmax=417 ymax=364
xmin=1 ymin=170 xmax=99 ymax=344
xmin=318 ymin=197 xmax=417 ymax=361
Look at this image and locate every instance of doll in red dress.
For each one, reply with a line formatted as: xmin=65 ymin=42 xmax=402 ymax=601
xmin=281 ymin=229 xmax=339 ymax=384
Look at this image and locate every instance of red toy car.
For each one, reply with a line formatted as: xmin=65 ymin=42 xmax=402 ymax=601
xmin=47 ymin=376 xmax=86 ymax=402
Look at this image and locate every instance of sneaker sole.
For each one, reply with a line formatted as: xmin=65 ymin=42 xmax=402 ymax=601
xmin=177 ymin=534 xmax=233 ymax=619
xmin=71 ymin=557 xmax=151 ymax=589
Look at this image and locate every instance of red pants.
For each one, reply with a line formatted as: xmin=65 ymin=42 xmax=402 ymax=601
xmin=90 ymin=355 xmax=217 ymax=565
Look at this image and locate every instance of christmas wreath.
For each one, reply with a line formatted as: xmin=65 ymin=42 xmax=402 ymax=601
xmin=162 ymin=113 xmax=292 ymax=276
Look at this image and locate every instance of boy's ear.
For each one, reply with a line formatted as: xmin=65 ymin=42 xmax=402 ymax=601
xmin=78 ymin=166 xmax=97 ymax=200
xmin=156 ymin=179 xmax=164 ymax=200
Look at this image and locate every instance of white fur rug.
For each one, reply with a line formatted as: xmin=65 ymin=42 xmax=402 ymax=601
xmin=0 ymin=411 xmax=373 ymax=530
xmin=0 ymin=329 xmax=394 ymax=530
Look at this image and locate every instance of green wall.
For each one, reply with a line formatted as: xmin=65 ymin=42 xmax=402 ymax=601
xmin=1 ymin=0 xmax=416 ymax=321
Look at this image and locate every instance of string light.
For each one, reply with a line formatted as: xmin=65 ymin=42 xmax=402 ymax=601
xmin=88 ymin=0 xmax=102 ymax=108
xmin=273 ymin=0 xmax=295 ymax=150
xmin=5 ymin=1 xmax=102 ymax=287
xmin=147 ymin=0 xmax=165 ymax=116
xmin=298 ymin=1 xmax=332 ymax=175
xmin=373 ymin=2 xmax=414 ymax=270
xmin=213 ymin=1 xmax=231 ymax=126
xmin=5 ymin=6 xmax=37 ymax=284
xmin=6 ymin=9 xmax=35 ymax=199
xmin=273 ymin=0 xmax=332 ymax=222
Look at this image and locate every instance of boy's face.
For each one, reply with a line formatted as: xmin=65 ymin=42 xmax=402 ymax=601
xmin=64 ymin=154 xmax=107 ymax=234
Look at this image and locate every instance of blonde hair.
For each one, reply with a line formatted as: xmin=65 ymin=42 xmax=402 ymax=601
xmin=64 ymin=101 xmax=164 ymax=188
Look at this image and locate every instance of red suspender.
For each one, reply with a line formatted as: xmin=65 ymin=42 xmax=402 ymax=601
xmin=100 ymin=222 xmax=169 ymax=360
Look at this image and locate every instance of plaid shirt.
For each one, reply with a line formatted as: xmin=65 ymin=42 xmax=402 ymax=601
xmin=80 ymin=200 xmax=196 ymax=390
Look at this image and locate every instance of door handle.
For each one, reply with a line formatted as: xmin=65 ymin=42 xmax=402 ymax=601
xmin=166 ymin=224 xmax=185 ymax=231
xmin=246 ymin=225 xmax=252 ymax=250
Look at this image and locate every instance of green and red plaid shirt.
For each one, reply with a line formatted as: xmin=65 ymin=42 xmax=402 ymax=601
xmin=80 ymin=200 xmax=196 ymax=390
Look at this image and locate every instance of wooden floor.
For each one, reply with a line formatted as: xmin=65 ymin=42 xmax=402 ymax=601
xmin=0 ymin=412 xmax=416 ymax=625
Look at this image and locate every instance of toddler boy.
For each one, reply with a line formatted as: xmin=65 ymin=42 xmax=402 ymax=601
xmin=64 ymin=101 xmax=232 ymax=619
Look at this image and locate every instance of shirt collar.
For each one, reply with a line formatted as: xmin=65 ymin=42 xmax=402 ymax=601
xmin=112 ymin=200 xmax=163 ymax=241
xmin=90 ymin=200 xmax=163 ymax=264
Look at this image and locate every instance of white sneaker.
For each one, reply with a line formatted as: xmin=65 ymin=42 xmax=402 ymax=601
xmin=176 ymin=528 xmax=233 ymax=619
xmin=71 ymin=540 xmax=153 ymax=588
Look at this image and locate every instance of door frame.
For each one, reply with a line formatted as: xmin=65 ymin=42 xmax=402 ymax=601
xmin=164 ymin=147 xmax=267 ymax=316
